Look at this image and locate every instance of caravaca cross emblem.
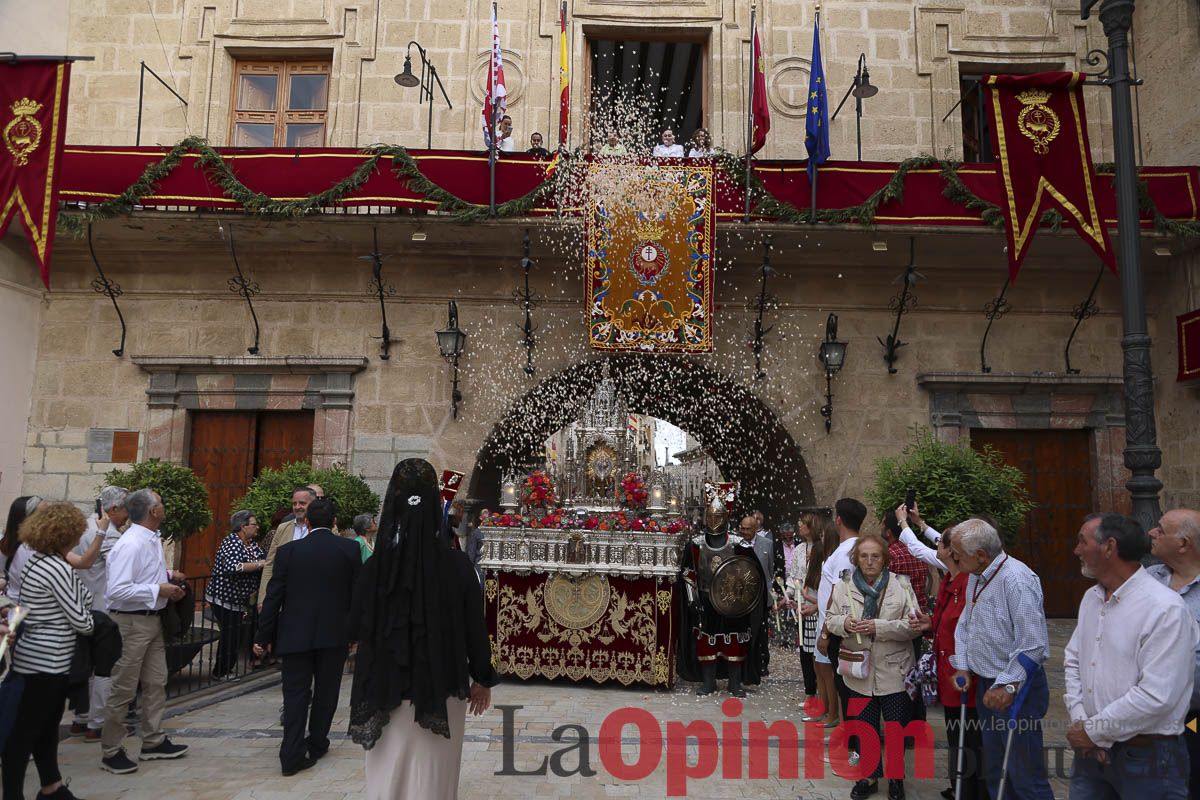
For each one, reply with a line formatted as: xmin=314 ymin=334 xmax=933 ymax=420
xmin=3 ymin=97 xmax=44 ymax=167
xmin=1015 ymin=88 xmax=1060 ymax=156
xmin=630 ymin=217 xmax=669 ymax=287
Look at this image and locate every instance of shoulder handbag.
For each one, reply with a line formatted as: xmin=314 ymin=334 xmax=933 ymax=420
xmin=837 ymin=647 xmax=871 ymax=680
xmin=835 ymin=581 xmax=872 ymax=680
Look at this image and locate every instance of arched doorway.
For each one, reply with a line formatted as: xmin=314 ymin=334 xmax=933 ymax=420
xmin=466 ymin=354 xmax=815 ymax=527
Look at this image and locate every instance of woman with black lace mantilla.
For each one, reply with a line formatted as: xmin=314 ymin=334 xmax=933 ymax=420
xmin=348 ymin=459 xmax=498 ymax=798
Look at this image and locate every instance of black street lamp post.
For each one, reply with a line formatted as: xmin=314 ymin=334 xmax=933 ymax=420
xmin=436 ymin=301 xmax=468 ymax=420
xmin=1082 ymin=0 xmax=1163 ymax=531
xmin=394 ymin=41 xmax=453 ymax=150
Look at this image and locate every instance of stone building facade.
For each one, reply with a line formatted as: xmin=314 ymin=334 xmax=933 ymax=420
xmin=1 ymin=1 xmax=1199 ymax=606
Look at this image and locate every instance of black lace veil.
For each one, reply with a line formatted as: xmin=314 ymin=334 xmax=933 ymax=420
xmin=348 ymin=458 xmax=471 ymax=745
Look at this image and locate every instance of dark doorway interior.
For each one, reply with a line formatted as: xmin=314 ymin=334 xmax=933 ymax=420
xmin=184 ymin=410 xmax=314 ymax=577
xmin=971 ymin=428 xmax=1093 ymax=617
xmin=589 ymin=38 xmax=705 ymax=148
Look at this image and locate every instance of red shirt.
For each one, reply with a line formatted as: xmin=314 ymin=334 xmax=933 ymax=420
xmin=932 ymin=571 xmax=976 ymax=707
xmin=887 ymin=540 xmax=929 ymax=614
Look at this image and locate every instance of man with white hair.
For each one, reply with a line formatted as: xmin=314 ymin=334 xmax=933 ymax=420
xmin=100 ymin=488 xmax=189 ymax=774
xmin=1146 ymin=508 xmax=1200 ymax=798
xmin=69 ymin=486 xmax=128 ymax=740
xmin=949 ymin=518 xmax=1053 ymax=800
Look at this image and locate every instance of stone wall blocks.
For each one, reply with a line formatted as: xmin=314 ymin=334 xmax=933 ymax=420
xmin=22 ymin=474 xmax=68 ymax=500
xmin=354 ymin=434 xmax=396 ymax=453
xmin=43 ymin=446 xmax=89 ymax=475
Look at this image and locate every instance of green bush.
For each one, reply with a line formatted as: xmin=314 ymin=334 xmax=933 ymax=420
xmin=233 ymin=462 xmax=380 ymax=530
xmin=866 ymin=426 xmax=1035 ymax=545
xmin=101 ymin=459 xmax=213 ymax=543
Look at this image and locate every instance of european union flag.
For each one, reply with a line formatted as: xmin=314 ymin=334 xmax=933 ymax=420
xmin=805 ymin=16 xmax=831 ymax=184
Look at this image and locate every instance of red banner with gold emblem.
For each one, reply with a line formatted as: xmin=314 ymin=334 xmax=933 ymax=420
xmin=0 ymin=60 xmax=71 ymax=288
xmin=1179 ymin=308 xmax=1200 ymax=383
xmin=985 ymin=72 xmax=1115 ymax=282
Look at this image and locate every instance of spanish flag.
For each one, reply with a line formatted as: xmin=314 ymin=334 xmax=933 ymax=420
xmin=558 ymin=0 xmax=569 ymax=147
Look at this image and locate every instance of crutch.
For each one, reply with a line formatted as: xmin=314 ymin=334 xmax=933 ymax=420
xmin=995 ymin=721 xmax=1017 ymax=800
xmin=954 ymin=691 xmax=968 ymax=800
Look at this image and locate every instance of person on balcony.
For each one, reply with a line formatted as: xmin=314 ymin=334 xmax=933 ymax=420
xmin=206 ymin=510 xmax=267 ymax=681
xmin=349 ymin=459 xmax=497 ymax=800
xmin=598 ymin=131 xmax=626 ymax=156
xmin=652 ymin=127 xmax=684 ymax=157
xmin=687 ymin=127 xmax=714 ymax=158
xmin=527 ymin=132 xmax=550 ymax=158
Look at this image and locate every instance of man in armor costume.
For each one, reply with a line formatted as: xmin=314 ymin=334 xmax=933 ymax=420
xmin=677 ymin=483 xmax=770 ymax=697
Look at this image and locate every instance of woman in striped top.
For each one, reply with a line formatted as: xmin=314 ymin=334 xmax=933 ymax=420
xmin=3 ymin=502 xmax=94 ymax=800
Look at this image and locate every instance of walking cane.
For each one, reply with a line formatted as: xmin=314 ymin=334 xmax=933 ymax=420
xmin=955 ymin=692 xmax=968 ymax=800
xmin=953 ymin=676 xmax=969 ymax=800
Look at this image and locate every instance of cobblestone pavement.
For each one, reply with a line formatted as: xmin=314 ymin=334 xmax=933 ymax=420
xmin=42 ymin=622 xmax=1076 ymax=799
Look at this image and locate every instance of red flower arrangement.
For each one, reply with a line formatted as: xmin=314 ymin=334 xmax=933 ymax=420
xmin=479 ymin=507 xmax=689 ymax=535
xmin=521 ymin=470 xmax=557 ymax=507
xmin=619 ymin=471 xmax=648 ymax=509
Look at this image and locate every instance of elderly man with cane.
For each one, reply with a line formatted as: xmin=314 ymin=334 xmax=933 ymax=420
xmin=1064 ymin=513 xmax=1197 ymax=798
xmin=949 ymin=518 xmax=1053 ymax=800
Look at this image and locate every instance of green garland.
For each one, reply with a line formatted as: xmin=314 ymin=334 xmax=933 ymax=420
xmin=58 ymin=137 xmax=560 ymax=235
xmin=58 ymin=138 xmax=1199 ymax=240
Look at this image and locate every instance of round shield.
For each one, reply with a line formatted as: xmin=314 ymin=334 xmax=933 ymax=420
xmin=709 ymin=555 xmax=763 ymax=618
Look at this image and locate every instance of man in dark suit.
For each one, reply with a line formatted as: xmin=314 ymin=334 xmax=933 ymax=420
xmin=254 ymin=498 xmax=361 ymax=776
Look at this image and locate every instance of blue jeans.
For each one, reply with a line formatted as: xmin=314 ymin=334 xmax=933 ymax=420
xmin=974 ymin=668 xmax=1054 ymax=800
xmin=1069 ymin=736 xmax=1189 ymax=799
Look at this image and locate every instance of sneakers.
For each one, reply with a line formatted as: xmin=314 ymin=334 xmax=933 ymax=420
xmin=850 ymin=780 xmax=879 ymax=800
xmin=139 ymin=737 xmax=189 ymax=760
xmin=100 ymin=750 xmax=139 ymax=774
xmin=84 ymin=728 xmax=101 ymax=743
xmin=38 ymin=785 xmax=82 ymax=800
xmin=69 ymin=722 xmax=89 ymax=736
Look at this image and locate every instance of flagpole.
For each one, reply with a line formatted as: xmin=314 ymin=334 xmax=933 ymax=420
xmin=743 ymin=3 xmax=757 ymax=223
xmin=810 ymin=5 xmax=820 ymax=225
xmin=489 ymin=1 xmax=499 ymax=217
xmin=559 ymin=0 xmax=569 ymax=149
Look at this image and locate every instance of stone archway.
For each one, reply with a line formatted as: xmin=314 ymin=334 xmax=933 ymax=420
xmin=466 ymin=355 xmax=815 ymax=527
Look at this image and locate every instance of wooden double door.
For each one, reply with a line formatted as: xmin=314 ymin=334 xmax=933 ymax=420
xmin=183 ymin=411 xmax=314 ymax=578
xmin=971 ymin=429 xmax=1093 ymax=618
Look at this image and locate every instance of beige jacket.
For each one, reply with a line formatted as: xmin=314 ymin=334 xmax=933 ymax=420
xmin=257 ymin=519 xmax=297 ymax=606
xmin=825 ymin=571 xmax=921 ymax=697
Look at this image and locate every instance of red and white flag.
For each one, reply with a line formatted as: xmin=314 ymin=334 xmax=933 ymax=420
xmin=482 ymin=1 xmax=507 ymax=147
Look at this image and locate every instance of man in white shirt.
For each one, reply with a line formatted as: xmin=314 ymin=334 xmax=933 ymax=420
xmin=1065 ymin=512 xmax=1197 ymax=798
xmin=100 ymin=489 xmax=189 ymax=774
xmin=652 ymin=128 xmax=685 ymax=157
xmin=258 ymin=487 xmax=316 ymax=609
xmin=70 ymin=486 xmax=128 ymax=739
xmin=1146 ymin=508 xmax=1200 ymax=798
xmin=816 ymin=498 xmax=866 ymax=763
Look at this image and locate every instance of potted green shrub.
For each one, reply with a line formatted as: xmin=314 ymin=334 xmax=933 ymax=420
xmin=866 ymin=427 xmax=1035 ymax=544
xmin=234 ymin=462 xmax=381 ymax=530
xmin=102 ymin=459 xmax=212 ymax=543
